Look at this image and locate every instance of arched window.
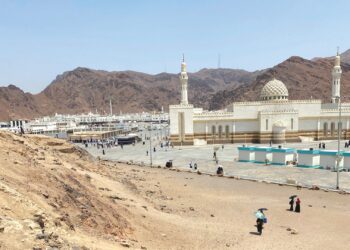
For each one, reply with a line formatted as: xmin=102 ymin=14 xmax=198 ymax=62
xmin=323 ymin=122 xmax=328 ymax=136
xmin=266 ymin=119 xmax=269 ymax=130
xmin=331 ymin=122 xmax=335 ymax=136
xmin=212 ymin=125 xmax=216 ymax=135
xmin=225 ymin=125 xmax=229 ymax=138
xmin=218 ymin=125 xmax=223 ymax=138
xmin=291 ymin=118 xmax=294 ymax=130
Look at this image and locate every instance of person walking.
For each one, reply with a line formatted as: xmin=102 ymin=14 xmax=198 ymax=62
xmin=256 ymin=218 xmax=264 ymax=235
xmin=289 ymin=196 xmax=296 ymax=211
xmin=295 ymin=198 xmax=301 ymax=213
xmin=153 ymin=147 xmax=156 ymax=152
xmin=146 ymin=150 xmax=148 ymax=156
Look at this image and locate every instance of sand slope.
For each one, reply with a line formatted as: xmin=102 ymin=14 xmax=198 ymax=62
xmin=0 ymin=131 xmax=350 ymax=249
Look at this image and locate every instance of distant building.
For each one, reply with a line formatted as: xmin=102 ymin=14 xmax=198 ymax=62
xmin=169 ymin=52 xmax=348 ymax=145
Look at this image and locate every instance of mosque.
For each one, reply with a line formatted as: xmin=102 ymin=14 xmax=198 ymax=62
xmin=169 ymin=52 xmax=350 ymax=145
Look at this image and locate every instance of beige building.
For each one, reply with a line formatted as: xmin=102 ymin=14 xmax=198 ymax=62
xmin=170 ymin=52 xmax=350 ymax=145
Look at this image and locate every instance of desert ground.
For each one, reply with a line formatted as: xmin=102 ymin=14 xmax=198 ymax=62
xmin=0 ymin=131 xmax=350 ymax=250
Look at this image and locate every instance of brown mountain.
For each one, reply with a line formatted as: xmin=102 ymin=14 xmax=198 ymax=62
xmin=0 ymin=67 xmax=259 ymax=120
xmin=0 ymin=51 xmax=349 ymax=121
xmin=209 ymin=56 xmax=350 ymax=110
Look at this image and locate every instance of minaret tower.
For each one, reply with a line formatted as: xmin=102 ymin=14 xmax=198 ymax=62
xmin=180 ymin=54 xmax=189 ymax=105
xmin=331 ymin=48 xmax=342 ymax=103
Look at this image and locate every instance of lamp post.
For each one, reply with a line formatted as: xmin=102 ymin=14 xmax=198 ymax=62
xmin=149 ymin=122 xmax=153 ymax=166
xmin=336 ymin=96 xmax=342 ymax=190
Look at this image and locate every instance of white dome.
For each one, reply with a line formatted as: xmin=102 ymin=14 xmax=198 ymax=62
xmin=260 ymin=78 xmax=289 ymax=101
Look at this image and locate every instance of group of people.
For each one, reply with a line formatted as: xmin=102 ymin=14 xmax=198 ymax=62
xmin=318 ymin=142 xmax=326 ymax=149
xmin=344 ymin=140 xmax=350 ymax=148
xmin=189 ymin=161 xmax=198 ymax=170
xmin=255 ymin=196 xmax=301 ymax=236
xmin=289 ymin=196 xmax=301 ymax=213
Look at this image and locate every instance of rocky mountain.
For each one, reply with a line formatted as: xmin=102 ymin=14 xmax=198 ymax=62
xmin=208 ymin=56 xmax=350 ymax=110
xmin=0 ymin=50 xmax=349 ymax=121
xmin=0 ymin=67 xmax=260 ymax=120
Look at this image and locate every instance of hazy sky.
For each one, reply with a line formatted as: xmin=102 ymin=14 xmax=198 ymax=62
xmin=0 ymin=0 xmax=349 ymax=93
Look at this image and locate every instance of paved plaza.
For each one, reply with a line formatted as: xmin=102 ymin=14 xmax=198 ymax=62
xmin=79 ymin=129 xmax=350 ymax=192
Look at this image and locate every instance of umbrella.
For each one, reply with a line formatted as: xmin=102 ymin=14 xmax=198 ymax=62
xmin=258 ymin=208 xmax=268 ymax=211
xmin=289 ymin=195 xmax=297 ymax=199
xmin=255 ymin=211 xmax=265 ymax=219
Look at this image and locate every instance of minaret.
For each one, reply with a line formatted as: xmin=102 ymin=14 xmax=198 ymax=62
xmin=109 ymin=98 xmax=113 ymax=116
xmin=180 ymin=54 xmax=189 ymax=105
xmin=331 ymin=48 xmax=342 ymax=103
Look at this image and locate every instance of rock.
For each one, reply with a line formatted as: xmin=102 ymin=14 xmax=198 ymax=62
xmin=287 ymin=227 xmax=298 ymax=234
xmin=109 ymin=195 xmax=126 ymax=201
xmin=161 ymin=233 xmax=167 ymax=237
xmin=211 ymin=214 xmax=215 ymax=217
xmin=226 ymin=243 xmax=230 ymax=247
xmin=189 ymin=207 xmax=195 ymax=211
xmin=197 ymin=171 xmax=202 ymax=175
xmin=0 ymin=227 xmax=4 ymax=233
xmin=311 ymin=185 xmax=320 ymax=190
xmin=141 ymin=246 xmax=147 ymax=250
xmin=36 ymin=233 xmax=47 ymax=240
xmin=42 ymin=192 xmax=49 ymax=199
xmin=308 ymin=205 xmax=312 ymax=207
xmin=120 ymin=241 xmax=131 ymax=247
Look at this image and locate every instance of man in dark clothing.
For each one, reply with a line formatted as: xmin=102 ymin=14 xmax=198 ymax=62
xmin=20 ymin=126 xmax=25 ymax=135
xmin=289 ymin=198 xmax=295 ymax=211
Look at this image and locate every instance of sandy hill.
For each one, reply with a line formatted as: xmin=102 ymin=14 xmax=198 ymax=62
xmin=1 ymin=131 xmax=350 ymax=249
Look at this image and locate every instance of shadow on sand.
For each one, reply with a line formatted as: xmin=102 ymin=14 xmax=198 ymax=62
xmin=249 ymin=232 xmax=261 ymax=236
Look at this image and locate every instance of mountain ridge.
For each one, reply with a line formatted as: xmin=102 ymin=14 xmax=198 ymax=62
xmin=0 ymin=51 xmax=349 ymax=121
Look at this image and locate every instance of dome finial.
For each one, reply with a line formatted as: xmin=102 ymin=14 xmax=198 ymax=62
xmin=272 ymin=71 xmax=276 ymax=80
xmin=337 ymin=46 xmax=339 ymax=56
xmin=182 ymin=53 xmax=185 ymax=63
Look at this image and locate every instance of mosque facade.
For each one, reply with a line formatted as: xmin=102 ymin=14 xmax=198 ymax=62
xmin=169 ymin=52 xmax=350 ymax=145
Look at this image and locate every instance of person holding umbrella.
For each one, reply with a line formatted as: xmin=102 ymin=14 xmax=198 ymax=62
xmin=295 ymin=197 xmax=301 ymax=213
xmin=255 ymin=208 xmax=267 ymax=235
xmin=289 ymin=195 xmax=297 ymax=211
